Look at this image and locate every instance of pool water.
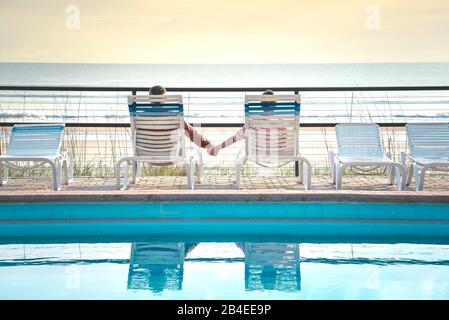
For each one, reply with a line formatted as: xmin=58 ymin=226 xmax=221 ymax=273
xmin=1 ymin=241 xmax=449 ymax=299
xmin=0 ymin=202 xmax=449 ymax=299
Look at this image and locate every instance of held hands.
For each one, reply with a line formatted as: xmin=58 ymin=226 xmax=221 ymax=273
xmin=206 ymin=144 xmax=220 ymax=156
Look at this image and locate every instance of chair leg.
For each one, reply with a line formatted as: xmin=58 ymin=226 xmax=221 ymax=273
xmin=407 ymin=164 xmax=413 ymax=186
xmin=399 ymin=163 xmax=407 ymax=191
xmin=235 ymin=163 xmax=242 ymax=189
xmin=335 ymin=163 xmax=344 ymax=190
xmin=1 ymin=161 xmax=9 ymax=186
xmin=62 ymin=159 xmax=69 ymax=185
xmin=115 ymin=161 xmax=123 ymax=190
xmin=69 ymin=154 xmax=74 ymax=182
xmin=190 ymin=161 xmax=195 ymax=190
xmin=135 ymin=162 xmax=142 ymax=183
xmin=49 ymin=161 xmax=61 ymax=191
xmin=123 ymin=161 xmax=130 ymax=190
xmin=51 ymin=163 xmax=58 ymax=191
xmin=387 ymin=163 xmax=406 ymax=191
xmin=394 ymin=166 xmax=402 ymax=191
xmin=66 ymin=150 xmax=74 ymax=184
xmin=185 ymin=163 xmax=190 ymax=188
xmin=387 ymin=165 xmax=394 ymax=185
xmin=62 ymin=152 xmax=74 ymax=185
xmin=185 ymin=161 xmax=194 ymax=190
xmin=303 ymin=160 xmax=312 ymax=190
xmin=57 ymin=161 xmax=63 ymax=191
xmin=413 ymin=163 xmax=422 ymax=191
xmin=195 ymin=157 xmax=203 ymax=184
xmin=417 ymin=165 xmax=428 ymax=191
xmin=196 ymin=151 xmax=203 ymax=183
xmin=131 ymin=161 xmax=138 ymax=184
xmin=401 ymin=152 xmax=412 ymax=186
xmin=329 ymin=152 xmax=336 ymax=184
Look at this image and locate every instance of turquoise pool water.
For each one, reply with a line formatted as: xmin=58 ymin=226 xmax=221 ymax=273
xmin=1 ymin=241 xmax=449 ymax=299
xmin=0 ymin=202 xmax=449 ymax=299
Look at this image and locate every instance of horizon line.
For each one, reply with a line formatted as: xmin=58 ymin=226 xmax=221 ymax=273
xmin=1 ymin=61 xmax=449 ymax=65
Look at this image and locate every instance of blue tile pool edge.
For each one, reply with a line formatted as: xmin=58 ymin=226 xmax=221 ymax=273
xmin=1 ymin=202 xmax=449 ymax=243
xmin=0 ymin=201 xmax=448 ymax=222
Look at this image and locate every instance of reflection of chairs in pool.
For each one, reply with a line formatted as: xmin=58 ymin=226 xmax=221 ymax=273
xmin=242 ymin=243 xmax=301 ymax=292
xmin=127 ymin=243 xmax=196 ymax=292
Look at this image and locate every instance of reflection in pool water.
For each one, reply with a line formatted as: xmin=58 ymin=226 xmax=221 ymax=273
xmin=128 ymin=243 xmax=189 ymax=292
xmin=241 ymin=243 xmax=301 ymax=292
xmin=0 ymin=242 xmax=448 ymax=299
xmin=127 ymin=242 xmax=301 ymax=293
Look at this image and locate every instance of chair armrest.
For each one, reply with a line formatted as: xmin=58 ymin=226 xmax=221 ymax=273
xmin=331 ymin=151 xmax=344 ymax=164
xmin=401 ymin=152 xmax=415 ymax=162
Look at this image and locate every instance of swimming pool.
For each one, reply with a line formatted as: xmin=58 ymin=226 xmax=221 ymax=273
xmin=0 ymin=202 xmax=449 ymax=299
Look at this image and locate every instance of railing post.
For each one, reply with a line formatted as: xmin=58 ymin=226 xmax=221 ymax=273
xmin=294 ymin=90 xmax=300 ymax=177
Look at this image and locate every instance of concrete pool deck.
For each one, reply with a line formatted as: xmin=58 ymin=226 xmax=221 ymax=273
xmin=0 ymin=175 xmax=449 ymax=203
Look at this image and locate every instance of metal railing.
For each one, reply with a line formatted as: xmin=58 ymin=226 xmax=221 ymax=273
xmin=1 ymin=85 xmax=449 ymax=177
xmin=1 ymin=84 xmax=449 ymax=126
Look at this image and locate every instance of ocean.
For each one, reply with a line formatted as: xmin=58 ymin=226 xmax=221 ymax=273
xmin=1 ymin=62 xmax=448 ymax=87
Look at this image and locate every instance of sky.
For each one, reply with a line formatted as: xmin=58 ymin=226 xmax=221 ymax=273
xmin=0 ymin=0 xmax=448 ymax=63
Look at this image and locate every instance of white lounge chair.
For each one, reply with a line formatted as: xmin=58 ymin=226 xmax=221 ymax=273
xmin=235 ymin=94 xmax=312 ymax=189
xmin=0 ymin=124 xmax=73 ymax=191
xmin=116 ymin=95 xmax=202 ymax=190
xmin=330 ymin=123 xmax=406 ymax=190
xmin=401 ymin=123 xmax=449 ymax=191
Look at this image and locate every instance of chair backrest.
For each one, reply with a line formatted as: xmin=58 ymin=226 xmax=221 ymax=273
xmin=244 ymin=94 xmax=300 ymax=161
xmin=406 ymin=123 xmax=449 ymax=159
xmin=6 ymin=124 xmax=65 ymax=157
xmin=335 ymin=123 xmax=385 ymax=159
xmin=128 ymin=95 xmax=185 ymax=159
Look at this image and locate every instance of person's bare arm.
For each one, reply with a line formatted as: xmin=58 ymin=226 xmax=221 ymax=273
xmin=208 ymin=127 xmax=246 ymax=156
xmin=184 ymin=121 xmax=214 ymax=150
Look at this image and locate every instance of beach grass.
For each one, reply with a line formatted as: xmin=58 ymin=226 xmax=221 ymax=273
xmin=1 ymin=91 xmax=447 ymax=179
